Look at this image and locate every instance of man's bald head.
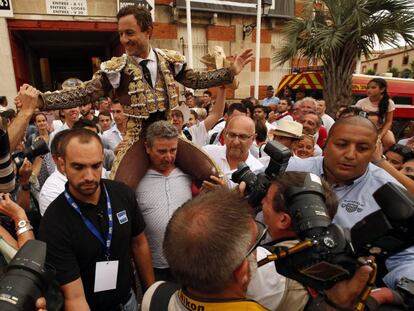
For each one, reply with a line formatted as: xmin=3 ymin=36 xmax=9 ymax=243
xmin=328 ymin=116 xmax=378 ymax=143
xmin=225 ymin=116 xmax=256 ymax=162
xmin=227 ymin=115 xmax=255 ymax=132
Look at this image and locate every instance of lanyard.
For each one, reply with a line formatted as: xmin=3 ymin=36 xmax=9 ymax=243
xmin=64 ymin=185 xmax=113 ymax=260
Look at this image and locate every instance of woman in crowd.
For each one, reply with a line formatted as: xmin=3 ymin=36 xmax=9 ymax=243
xmin=355 ymin=78 xmax=395 ymax=149
xmin=292 ymin=134 xmax=315 ymax=159
xmin=188 ymin=109 xmax=198 ymax=127
xmin=27 ymin=112 xmax=49 ymax=146
xmin=27 ymin=112 xmax=53 ymax=187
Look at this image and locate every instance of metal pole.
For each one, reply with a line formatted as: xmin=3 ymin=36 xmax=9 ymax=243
xmin=185 ymin=0 xmax=194 ymax=69
xmin=254 ymin=0 xmax=261 ymax=99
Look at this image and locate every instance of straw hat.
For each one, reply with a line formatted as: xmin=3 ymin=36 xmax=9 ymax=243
xmin=272 ymin=120 xmax=303 ymax=139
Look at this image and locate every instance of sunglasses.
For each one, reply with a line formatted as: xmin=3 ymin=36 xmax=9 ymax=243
xmin=245 ymin=220 xmax=268 ymax=258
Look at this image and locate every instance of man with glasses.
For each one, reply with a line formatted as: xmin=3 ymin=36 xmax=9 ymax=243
xmin=203 ymin=115 xmax=263 ymax=188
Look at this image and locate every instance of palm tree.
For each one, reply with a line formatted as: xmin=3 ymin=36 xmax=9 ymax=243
xmin=275 ymin=0 xmax=414 ymax=114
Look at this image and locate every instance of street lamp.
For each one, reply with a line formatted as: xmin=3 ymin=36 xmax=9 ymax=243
xmin=242 ymin=0 xmax=272 ymax=40
xmin=254 ymin=0 xmax=272 ymax=99
xmin=262 ymin=0 xmax=272 ymax=15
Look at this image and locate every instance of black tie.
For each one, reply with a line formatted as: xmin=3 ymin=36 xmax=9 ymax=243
xmin=140 ymin=60 xmax=153 ymax=88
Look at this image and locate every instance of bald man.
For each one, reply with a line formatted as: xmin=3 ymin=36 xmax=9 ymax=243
xmin=203 ymin=116 xmax=263 ymax=188
xmin=287 ymin=116 xmax=414 ymax=289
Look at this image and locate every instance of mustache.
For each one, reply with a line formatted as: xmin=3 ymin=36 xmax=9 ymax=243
xmin=79 ymin=181 xmax=99 ymax=187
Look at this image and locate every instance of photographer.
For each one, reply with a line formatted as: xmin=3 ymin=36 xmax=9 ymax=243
xmin=247 ymin=172 xmax=400 ymax=310
xmin=0 ymin=193 xmax=48 ymax=311
xmin=142 ymin=187 xmax=378 ymax=311
xmin=286 ymin=116 xmax=414 ymax=289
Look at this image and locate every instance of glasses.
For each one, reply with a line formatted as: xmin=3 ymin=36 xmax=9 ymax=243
xmin=245 ymin=220 xmax=268 ymax=258
xmin=225 ymin=131 xmax=254 ymax=142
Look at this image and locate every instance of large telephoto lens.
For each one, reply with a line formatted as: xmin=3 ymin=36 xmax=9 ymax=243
xmin=0 ymin=240 xmax=53 ymax=311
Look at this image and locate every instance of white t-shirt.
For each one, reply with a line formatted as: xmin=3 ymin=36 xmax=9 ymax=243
xmin=187 ymin=120 xmax=209 ymax=147
xmin=202 ymin=145 xmax=264 ymax=188
xmin=321 ymin=114 xmax=335 ymax=132
xmin=355 ymin=97 xmax=395 ymax=113
xmin=247 ymin=246 xmax=286 ymax=310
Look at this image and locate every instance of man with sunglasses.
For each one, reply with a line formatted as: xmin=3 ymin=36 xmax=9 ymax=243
xmin=203 ymin=115 xmax=263 ymax=188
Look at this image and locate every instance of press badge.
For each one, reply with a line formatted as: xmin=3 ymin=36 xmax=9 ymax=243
xmin=116 ymin=210 xmax=128 ymax=224
xmin=94 ymin=260 xmax=119 ymax=292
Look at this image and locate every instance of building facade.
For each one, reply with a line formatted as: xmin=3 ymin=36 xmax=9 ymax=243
xmin=0 ymin=0 xmax=307 ymax=106
xmin=361 ymin=46 xmax=414 ymax=78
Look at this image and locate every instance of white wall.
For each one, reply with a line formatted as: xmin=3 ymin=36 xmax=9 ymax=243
xmin=0 ymin=18 xmax=17 ymax=108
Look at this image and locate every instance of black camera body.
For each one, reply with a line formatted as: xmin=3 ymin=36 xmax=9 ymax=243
xmin=231 ymin=141 xmax=291 ymax=211
xmin=0 ymin=240 xmax=54 ymax=311
xmin=352 ymin=183 xmax=414 ymax=259
xmin=12 ymin=139 xmax=49 ymax=169
xmin=271 ymin=173 xmax=358 ymax=290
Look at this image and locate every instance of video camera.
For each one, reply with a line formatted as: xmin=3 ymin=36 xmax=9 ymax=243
xmin=0 ymin=240 xmax=54 ymax=311
xmin=231 ymin=141 xmax=291 ymax=212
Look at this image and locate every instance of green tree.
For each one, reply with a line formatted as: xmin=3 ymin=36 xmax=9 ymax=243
xmin=388 ymin=67 xmax=400 ymax=77
xmin=366 ymin=69 xmax=376 ymax=75
xmin=275 ymin=0 xmax=414 ymax=114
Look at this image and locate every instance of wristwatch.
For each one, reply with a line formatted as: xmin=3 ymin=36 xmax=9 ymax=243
xmin=372 ymin=154 xmax=387 ymax=166
xmin=15 ymin=219 xmax=33 ymax=236
xmin=16 ymin=219 xmax=29 ymax=230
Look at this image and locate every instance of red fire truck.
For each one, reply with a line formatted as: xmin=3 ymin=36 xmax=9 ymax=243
xmin=276 ymin=72 xmax=414 ymax=119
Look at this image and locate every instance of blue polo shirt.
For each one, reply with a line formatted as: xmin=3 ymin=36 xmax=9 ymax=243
xmin=286 ymin=156 xmax=414 ymax=288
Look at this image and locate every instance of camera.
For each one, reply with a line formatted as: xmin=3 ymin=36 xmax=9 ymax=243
xmin=259 ymin=177 xmax=414 ymax=291
xmin=12 ymin=139 xmax=49 ymax=169
xmin=231 ymin=141 xmax=291 ymax=211
xmin=0 ymin=240 xmax=54 ymax=311
xmin=0 ymin=117 xmax=15 ymax=193
xmin=351 ymin=182 xmax=414 ymax=259
xmin=268 ymin=173 xmax=358 ymax=290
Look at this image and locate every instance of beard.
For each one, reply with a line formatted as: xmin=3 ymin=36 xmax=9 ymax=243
xmin=227 ymin=147 xmax=245 ymax=159
xmin=73 ymin=181 xmax=100 ymax=196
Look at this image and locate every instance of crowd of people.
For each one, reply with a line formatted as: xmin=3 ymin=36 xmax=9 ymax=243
xmin=1 ymin=4 xmax=414 ymax=311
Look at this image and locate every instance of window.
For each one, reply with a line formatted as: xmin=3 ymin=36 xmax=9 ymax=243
xmin=392 ymin=96 xmax=412 ymax=106
xmin=403 ymin=55 xmax=409 ymax=65
xmin=388 ymin=60 xmax=393 ymax=69
xmin=373 ymin=63 xmax=378 ymax=72
xmin=362 ymin=65 xmax=367 ymax=73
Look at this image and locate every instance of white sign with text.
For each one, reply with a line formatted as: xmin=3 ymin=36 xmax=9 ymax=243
xmin=0 ymin=0 xmax=13 ymax=17
xmin=46 ymin=0 xmax=88 ymax=16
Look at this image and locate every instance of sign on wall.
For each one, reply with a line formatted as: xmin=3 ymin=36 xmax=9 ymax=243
xmin=118 ymin=0 xmax=155 ymax=20
xmin=46 ymin=0 xmax=88 ymax=16
xmin=0 ymin=0 xmax=13 ymax=17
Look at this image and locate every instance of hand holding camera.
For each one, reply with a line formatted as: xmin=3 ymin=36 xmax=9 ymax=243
xmin=0 ymin=193 xmax=27 ymax=224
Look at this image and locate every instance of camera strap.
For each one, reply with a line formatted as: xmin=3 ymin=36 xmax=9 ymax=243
xmin=64 ymin=185 xmax=113 ymax=260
